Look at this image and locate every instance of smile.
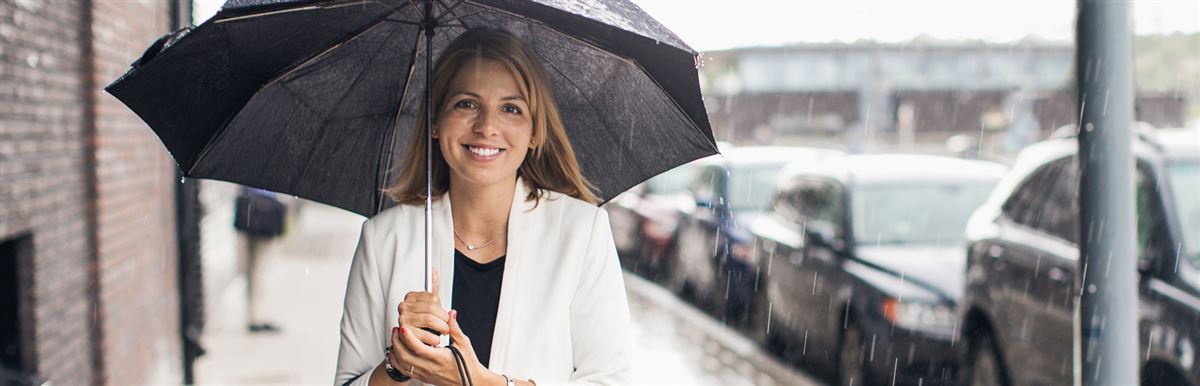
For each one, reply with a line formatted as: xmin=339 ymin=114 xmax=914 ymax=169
xmin=464 ymin=144 xmax=505 ymax=159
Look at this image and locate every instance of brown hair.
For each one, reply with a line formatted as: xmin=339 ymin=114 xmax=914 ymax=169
xmin=382 ymin=27 xmax=598 ymax=206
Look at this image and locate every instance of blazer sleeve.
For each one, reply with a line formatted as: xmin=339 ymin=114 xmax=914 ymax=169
xmin=541 ymin=209 xmax=633 ymax=386
xmin=334 ymin=219 xmax=385 ymax=386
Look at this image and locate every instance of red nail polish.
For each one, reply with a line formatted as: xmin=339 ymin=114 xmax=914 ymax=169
xmin=399 ymin=326 xmax=406 ymax=335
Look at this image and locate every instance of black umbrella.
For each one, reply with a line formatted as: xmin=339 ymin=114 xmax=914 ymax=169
xmin=106 ymin=0 xmax=717 ymax=288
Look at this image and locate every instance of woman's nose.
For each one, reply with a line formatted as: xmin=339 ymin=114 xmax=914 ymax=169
xmin=472 ymin=108 xmax=500 ymax=136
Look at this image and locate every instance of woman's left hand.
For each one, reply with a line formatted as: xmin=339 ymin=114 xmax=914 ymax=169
xmin=390 ymin=309 xmax=501 ymax=386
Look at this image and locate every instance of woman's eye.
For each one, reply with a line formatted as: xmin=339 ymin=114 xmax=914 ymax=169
xmin=503 ymin=105 xmax=522 ymax=115
xmin=454 ymin=100 xmax=476 ymax=109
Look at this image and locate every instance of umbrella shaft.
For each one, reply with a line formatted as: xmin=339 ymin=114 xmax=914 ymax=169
xmin=423 ymin=0 xmax=435 ymax=293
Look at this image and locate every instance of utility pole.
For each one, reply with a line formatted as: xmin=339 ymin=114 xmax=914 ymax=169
xmin=1075 ymin=1 xmax=1139 ymax=385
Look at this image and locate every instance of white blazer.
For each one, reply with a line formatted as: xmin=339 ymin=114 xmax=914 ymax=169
xmin=335 ymin=178 xmax=632 ymax=386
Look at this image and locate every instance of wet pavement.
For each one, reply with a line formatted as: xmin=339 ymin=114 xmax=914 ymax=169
xmin=193 ymin=202 xmax=822 ymax=385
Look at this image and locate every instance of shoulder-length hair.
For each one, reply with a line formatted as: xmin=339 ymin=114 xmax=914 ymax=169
xmin=382 ymin=27 xmax=598 ymax=207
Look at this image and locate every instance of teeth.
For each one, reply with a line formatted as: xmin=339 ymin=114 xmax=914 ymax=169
xmin=468 ymin=146 xmax=500 ymax=157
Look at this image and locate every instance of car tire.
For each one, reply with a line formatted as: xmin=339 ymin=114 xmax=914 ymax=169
xmin=966 ymin=330 xmax=1009 ymax=386
xmin=838 ymin=323 xmax=868 ymax=386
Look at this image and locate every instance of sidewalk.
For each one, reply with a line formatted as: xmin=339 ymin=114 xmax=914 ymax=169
xmin=193 ymin=202 xmax=821 ymax=385
xmin=194 ymin=202 xmax=363 ymax=385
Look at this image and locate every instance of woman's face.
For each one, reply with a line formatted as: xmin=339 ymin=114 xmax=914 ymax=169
xmin=435 ymin=58 xmax=533 ymax=190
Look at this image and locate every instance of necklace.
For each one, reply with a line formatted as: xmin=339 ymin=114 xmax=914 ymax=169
xmin=453 ymin=229 xmax=503 ymax=251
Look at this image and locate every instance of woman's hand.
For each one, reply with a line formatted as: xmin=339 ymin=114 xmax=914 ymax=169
xmin=397 ymin=268 xmax=450 ymax=346
xmin=391 ymin=309 xmax=503 ymax=386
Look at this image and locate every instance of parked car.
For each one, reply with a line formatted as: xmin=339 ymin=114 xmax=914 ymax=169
xmin=607 ymin=160 xmax=702 ymax=275
xmin=749 ymin=154 xmax=1004 ymax=386
xmin=606 ymin=142 xmax=731 ymax=278
xmin=958 ymin=128 xmax=1200 ymax=386
xmin=665 ymin=146 xmax=840 ymax=324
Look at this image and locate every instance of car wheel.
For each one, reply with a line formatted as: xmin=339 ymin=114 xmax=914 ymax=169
xmin=967 ymin=330 xmax=1009 ymax=386
xmin=838 ymin=324 xmax=868 ymax=386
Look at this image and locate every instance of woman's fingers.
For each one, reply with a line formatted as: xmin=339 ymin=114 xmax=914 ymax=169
xmin=398 ymin=325 xmax=439 ymax=358
xmin=447 ymin=309 xmax=471 ymax=348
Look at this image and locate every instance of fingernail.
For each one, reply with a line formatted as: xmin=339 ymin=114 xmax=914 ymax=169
xmin=392 ymin=327 xmax=398 ymax=335
xmin=451 ymin=310 xmax=457 ymax=321
xmin=399 ymin=326 xmax=406 ymax=335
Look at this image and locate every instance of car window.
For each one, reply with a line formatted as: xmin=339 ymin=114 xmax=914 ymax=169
xmin=771 ymin=178 xmax=803 ymax=222
xmin=1003 ymin=156 xmax=1078 ymax=244
xmin=791 ymin=178 xmax=845 ymax=236
xmin=728 ymin=163 xmax=789 ymax=212
xmin=1136 ymin=164 xmax=1164 ymax=261
xmin=647 ymin=163 xmax=698 ymax=195
xmin=853 ymin=181 xmax=995 ymax=245
xmin=690 ymin=166 xmax=722 ymax=201
xmin=1165 ymin=160 xmax=1200 ymax=263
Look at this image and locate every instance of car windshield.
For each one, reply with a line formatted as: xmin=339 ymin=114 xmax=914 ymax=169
xmin=853 ymin=182 xmax=997 ymax=245
xmin=646 ymin=164 xmax=698 ymax=195
xmin=728 ymin=162 xmax=788 ymax=212
xmin=1166 ymin=160 xmax=1200 ymax=262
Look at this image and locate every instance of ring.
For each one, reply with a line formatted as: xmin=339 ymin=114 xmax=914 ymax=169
xmin=408 ymin=365 xmax=415 ymax=376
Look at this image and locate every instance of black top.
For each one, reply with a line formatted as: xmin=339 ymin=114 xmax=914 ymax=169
xmin=451 ymin=249 xmax=506 ymax=368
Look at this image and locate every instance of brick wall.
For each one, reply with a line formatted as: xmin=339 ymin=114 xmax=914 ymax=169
xmin=0 ymin=0 xmax=183 ymax=384
xmin=89 ymin=0 xmax=181 ymax=384
xmin=0 ymin=0 xmax=96 ymax=384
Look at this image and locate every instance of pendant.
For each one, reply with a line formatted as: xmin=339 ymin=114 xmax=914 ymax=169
xmin=466 ymin=244 xmax=477 ymax=251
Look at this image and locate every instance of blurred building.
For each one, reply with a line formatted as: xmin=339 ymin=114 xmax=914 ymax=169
xmin=700 ymin=39 xmax=1187 ymax=158
xmin=0 ymin=1 xmax=199 ymax=385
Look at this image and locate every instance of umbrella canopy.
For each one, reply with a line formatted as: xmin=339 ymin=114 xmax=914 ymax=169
xmin=106 ymin=0 xmax=717 ymax=217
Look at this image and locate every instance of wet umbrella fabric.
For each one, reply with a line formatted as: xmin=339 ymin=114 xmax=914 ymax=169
xmin=105 ymin=0 xmax=717 ymax=218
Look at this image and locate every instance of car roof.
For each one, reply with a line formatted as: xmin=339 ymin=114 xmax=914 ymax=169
xmin=969 ymin=127 xmax=1194 ymax=229
xmin=700 ymin=146 xmax=843 ymax=167
xmin=778 ymin=153 xmax=1008 ymax=185
xmin=1154 ymin=129 xmax=1200 ymax=160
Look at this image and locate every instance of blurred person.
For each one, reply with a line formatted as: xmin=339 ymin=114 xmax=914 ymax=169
xmin=335 ymin=28 xmax=631 ymax=386
xmin=233 ymin=186 xmax=289 ymax=333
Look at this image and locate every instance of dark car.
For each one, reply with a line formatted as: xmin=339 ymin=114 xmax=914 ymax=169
xmin=750 ymin=154 xmax=1005 ymax=386
xmin=665 ymin=146 xmax=841 ymax=323
xmin=607 ymin=160 xmax=703 ymax=276
xmin=606 ymin=142 xmax=732 ymax=278
xmin=959 ymin=128 xmax=1200 ymax=386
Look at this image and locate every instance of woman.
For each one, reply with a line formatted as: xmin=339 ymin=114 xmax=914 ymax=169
xmin=334 ymin=28 xmax=632 ymax=386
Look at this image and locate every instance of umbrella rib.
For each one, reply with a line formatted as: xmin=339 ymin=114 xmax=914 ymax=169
xmin=292 ymin=25 xmax=405 ymax=194
xmin=434 ymin=0 xmax=472 ymax=29
xmin=376 ymin=23 xmax=426 ymax=214
xmin=214 ymin=0 xmax=388 ymax=24
xmin=433 ymin=0 xmax=466 ymax=21
xmin=189 ymin=1 xmax=413 ymax=177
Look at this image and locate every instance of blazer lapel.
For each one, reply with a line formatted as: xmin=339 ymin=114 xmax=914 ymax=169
xmin=487 ymin=177 xmax=535 ymax=372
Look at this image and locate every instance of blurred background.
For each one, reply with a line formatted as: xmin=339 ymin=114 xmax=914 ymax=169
xmin=1 ymin=0 xmax=1197 ymax=385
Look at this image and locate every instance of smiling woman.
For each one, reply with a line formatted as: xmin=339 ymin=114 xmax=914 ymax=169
xmin=385 ymin=28 xmax=597 ymax=207
xmin=336 ymin=28 xmax=631 ymax=386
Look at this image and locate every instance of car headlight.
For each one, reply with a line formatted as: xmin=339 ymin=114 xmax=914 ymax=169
xmin=882 ymin=298 xmax=957 ymax=335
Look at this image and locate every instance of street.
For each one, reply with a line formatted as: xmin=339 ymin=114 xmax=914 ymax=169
xmin=193 ymin=202 xmax=822 ymax=386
